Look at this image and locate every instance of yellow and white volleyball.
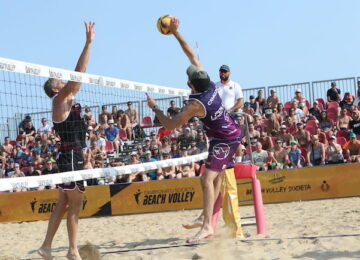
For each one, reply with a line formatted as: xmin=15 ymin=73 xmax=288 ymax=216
xmin=97 ymin=179 xmax=105 ymax=185
xmin=157 ymin=15 xmax=173 ymax=35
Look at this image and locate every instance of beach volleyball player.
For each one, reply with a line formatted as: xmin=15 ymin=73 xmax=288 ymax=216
xmin=146 ymin=17 xmax=242 ymax=243
xmin=38 ymin=22 xmax=95 ymax=260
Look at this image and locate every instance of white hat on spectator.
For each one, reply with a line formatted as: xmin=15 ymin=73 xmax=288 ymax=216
xmin=145 ymin=150 xmax=151 ymax=154
xmin=330 ymin=135 xmax=336 ymax=140
xmin=295 ymin=89 xmax=302 ymax=93
xmin=185 ymin=127 xmax=191 ymax=132
xmin=88 ymin=126 xmax=93 ymax=130
xmin=108 ymin=119 xmax=114 ymax=124
xmin=280 ymin=125 xmax=287 ymax=129
xmin=314 ymin=100 xmax=319 ymax=104
xmin=130 ymin=151 xmax=137 ymax=156
xmin=145 ymin=137 xmax=150 ymax=141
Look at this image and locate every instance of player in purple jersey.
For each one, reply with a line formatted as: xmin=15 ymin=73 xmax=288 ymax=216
xmin=146 ymin=17 xmax=242 ymax=243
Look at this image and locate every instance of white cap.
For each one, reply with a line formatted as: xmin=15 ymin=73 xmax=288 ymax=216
xmin=130 ymin=151 xmax=137 ymax=156
xmin=145 ymin=150 xmax=152 ymax=154
xmin=88 ymin=126 xmax=93 ymax=130
xmin=108 ymin=119 xmax=114 ymax=124
xmin=295 ymin=89 xmax=302 ymax=93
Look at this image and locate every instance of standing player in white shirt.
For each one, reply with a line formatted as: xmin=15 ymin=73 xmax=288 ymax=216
xmin=215 ymin=65 xmax=244 ymax=113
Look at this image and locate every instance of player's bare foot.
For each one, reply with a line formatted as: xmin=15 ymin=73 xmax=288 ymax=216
xmin=182 ymin=218 xmax=203 ymax=229
xmin=186 ymin=229 xmax=215 ymax=243
xmin=37 ymin=247 xmax=53 ymax=260
xmin=66 ymin=252 xmax=82 ymax=260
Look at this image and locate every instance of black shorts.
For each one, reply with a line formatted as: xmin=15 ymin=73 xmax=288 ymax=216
xmin=57 ymin=149 xmax=85 ymax=192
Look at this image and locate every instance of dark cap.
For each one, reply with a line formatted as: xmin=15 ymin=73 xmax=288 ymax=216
xmin=101 ymin=105 xmax=106 ymax=109
xmin=186 ymin=65 xmax=210 ymax=83
xmin=219 ymin=65 xmax=230 ymax=72
xmin=127 ymin=101 xmax=132 ymax=105
xmin=331 ymin=82 xmax=336 ymax=86
xmin=25 ymin=115 xmax=31 ymax=121
xmin=249 ymin=95 xmax=255 ymax=99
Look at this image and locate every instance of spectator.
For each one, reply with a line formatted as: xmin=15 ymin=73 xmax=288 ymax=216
xmin=125 ymin=101 xmax=139 ymax=129
xmin=327 ymin=82 xmax=341 ymax=102
xmin=94 ymin=131 xmax=106 ymax=153
xmin=167 ymin=100 xmax=180 ymax=118
xmin=99 ymin=114 xmax=109 ymax=132
xmin=266 ymin=109 xmax=280 ymax=136
xmin=27 ymin=164 xmax=41 ymax=176
xmin=143 ymin=138 xmax=151 ymax=151
xmin=246 ymin=122 xmax=260 ymax=140
xmin=253 ymin=113 xmax=263 ymax=132
xmin=266 ymin=89 xmax=280 ymax=108
xmin=355 ymin=81 xmax=360 ymax=106
xmin=337 ymin=108 xmax=351 ymax=131
xmin=84 ymin=106 xmax=94 ymax=122
xmin=287 ymin=107 xmax=301 ymax=125
xmin=243 ymin=102 xmax=254 ymax=117
xmin=327 ymin=136 xmax=344 ymax=164
xmin=1 ymin=137 xmax=13 ymax=157
xmin=37 ymin=118 xmax=52 ymax=136
xmin=188 ymin=139 xmax=201 ymax=155
xmin=136 ymin=144 xmax=144 ymax=157
xmin=292 ymin=101 xmax=305 ymax=119
xmin=32 ymin=151 xmax=44 ymax=170
xmin=255 ymin=89 xmax=266 ymax=112
xmin=293 ymin=89 xmax=306 ymax=104
xmin=249 ymin=95 xmax=259 ymax=112
xmin=41 ymin=161 xmax=58 ymax=189
xmin=192 ymin=117 xmax=203 ymax=130
xmin=269 ymin=139 xmax=289 ymax=169
xmin=170 ymin=142 xmax=180 ymax=158
xmin=149 ymin=130 xmax=162 ymax=148
xmin=23 ymin=120 xmax=36 ymax=143
xmin=258 ymin=131 xmax=273 ymax=151
xmin=182 ymin=96 xmax=189 ymax=108
xmin=151 ymin=145 xmax=161 ymax=160
xmin=111 ymin=106 xmax=118 ymax=123
xmin=126 ymin=152 xmax=143 ymax=182
xmin=340 ymin=92 xmax=354 ymax=110
xmin=178 ymin=127 xmax=194 ymax=149
xmin=99 ymin=105 xmax=112 ymax=125
xmin=85 ymin=126 xmax=94 ymax=148
xmin=294 ymin=122 xmax=311 ymax=148
xmin=343 ymin=133 xmax=360 ymax=163
xmin=306 ymin=135 xmax=326 ymax=166
xmin=160 ymin=137 xmax=171 ymax=153
xmin=349 ymin=110 xmax=360 ymax=135
xmin=315 ymin=127 xmax=328 ymax=146
xmin=157 ymin=153 xmax=176 ymax=179
xmin=309 ymin=101 xmax=322 ymax=121
xmin=89 ymin=139 xmax=105 ymax=167
xmin=319 ymin=111 xmax=333 ymax=133
xmin=195 ymin=130 xmax=208 ymax=152
xmin=216 ymin=64 xmax=244 ymax=113
xmin=18 ymin=115 xmax=32 ymax=133
xmin=277 ymin=103 xmax=287 ymax=120
xmin=104 ymin=119 xmax=120 ymax=155
xmin=141 ymin=150 xmax=158 ymax=180
xmin=176 ymin=147 xmax=195 ymax=178
xmin=252 ymin=142 xmax=269 ymax=171
xmin=7 ymin=163 xmax=25 ymax=178
xmin=288 ymin=140 xmax=302 ymax=168
xmin=278 ymin=125 xmax=294 ymax=146
xmin=116 ymin=109 xmax=132 ymax=140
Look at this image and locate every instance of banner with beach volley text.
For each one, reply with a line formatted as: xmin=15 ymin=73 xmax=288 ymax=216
xmin=237 ymin=163 xmax=360 ymax=205
xmin=110 ymin=177 xmax=203 ymax=215
xmin=0 ymin=185 xmax=111 ymax=222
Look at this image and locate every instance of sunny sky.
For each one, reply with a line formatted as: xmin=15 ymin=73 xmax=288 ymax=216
xmin=1 ymin=0 xmax=360 ymax=91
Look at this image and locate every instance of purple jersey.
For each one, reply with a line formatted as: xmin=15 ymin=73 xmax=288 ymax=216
xmin=189 ymin=82 xmax=241 ymax=140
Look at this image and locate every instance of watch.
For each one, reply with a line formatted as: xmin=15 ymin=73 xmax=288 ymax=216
xmin=151 ymin=105 xmax=160 ymax=111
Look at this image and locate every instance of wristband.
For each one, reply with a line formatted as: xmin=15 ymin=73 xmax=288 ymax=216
xmin=152 ymin=105 xmax=160 ymax=111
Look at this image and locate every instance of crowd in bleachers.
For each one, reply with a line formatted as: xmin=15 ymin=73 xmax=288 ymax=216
xmin=0 ymin=81 xmax=359 ymax=192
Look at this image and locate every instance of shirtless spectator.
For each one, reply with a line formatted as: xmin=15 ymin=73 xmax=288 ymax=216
xmin=253 ymin=113 xmax=263 ymax=132
xmin=136 ymin=144 xmax=144 ymax=157
xmin=32 ymin=151 xmax=45 ymax=170
xmin=327 ymin=136 xmax=344 ymax=164
xmin=125 ymin=101 xmax=138 ymax=128
xmin=288 ymin=140 xmax=302 ymax=168
xmin=349 ymin=110 xmax=360 ymax=135
xmin=177 ymin=147 xmax=195 ymax=178
xmin=294 ymin=122 xmax=311 ymax=148
xmin=99 ymin=105 xmax=112 ymax=125
xmin=255 ymin=89 xmax=266 ymax=112
xmin=149 ymin=130 xmax=162 ymax=148
xmin=258 ymin=131 xmax=273 ymax=151
xmin=252 ymin=142 xmax=269 ymax=171
xmin=306 ymin=135 xmax=326 ymax=166
xmin=292 ymin=101 xmax=305 ymax=119
xmin=278 ymin=125 xmax=294 ymax=147
xmin=243 ymin=102 xmax=254 ymax=117
xmin=269 ymin=139 xmax=290 ymax=169
xmin=94 ymin=131 xmax=106 ymax=153
xmin=84 ymin=106 xmax=95 ymax=122
xmin=160 ymin=137 xmax=171 ymax=153
xmin=1 ymin=137 xmax=13 ymax=157
xmin=337 ymin=108 xmax=351 ymax=131
xmin=157 ymin=153 xmax=176 ymax=179
xmin=167 ymin=100 xmax=180 ymax=118
xmin=126 ymin=152 xmax=143 ymax=182
xmin=111 ymin=106 xmax=118 ymax=123
xmin=8 ymin=163 xmax=27 ymax=192
xmin=188 ymin=139 xmax=201 ymax=155
xmin=89 ymin=139 xmax=105 ymax=167
xmin=315 ymin=127 xmax=328 ymax=147
xmin=343 ymin=133 xmax=360 ymax=163
xmin=37 ymin=118 xmax=52 ymax=136
xmin=266 ymin=89 xmax=280 ymax=108
xmin=266 ymin=109 xmax=280 ymax=136
xmin=116 ymin=109 xmax=132 ymax=140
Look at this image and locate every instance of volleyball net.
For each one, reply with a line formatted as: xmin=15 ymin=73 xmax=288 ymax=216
xmin=0 ymin=57 xmax=207 ymax=192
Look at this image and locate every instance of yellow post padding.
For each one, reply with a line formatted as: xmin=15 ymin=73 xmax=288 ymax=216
xmin=221 ymin=168 xmax=243 ymax=238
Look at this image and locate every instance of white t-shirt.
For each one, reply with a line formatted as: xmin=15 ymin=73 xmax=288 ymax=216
xmin=96 ymin=137 xmax=106 ymax=150
xmin=38 ymin=124 xmax=52 ymax=134
xmin=215 ymin=80 xmax=243 ymax=110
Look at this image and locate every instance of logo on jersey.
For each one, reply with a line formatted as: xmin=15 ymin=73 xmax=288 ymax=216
xmin=211 ymin=106 xmax=225 ymax=121
xmin=212 ymin=143 xmax=230 ymax=160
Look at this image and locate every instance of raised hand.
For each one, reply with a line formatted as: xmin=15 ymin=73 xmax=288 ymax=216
xmin=84 ymin=21 xmax=96 ymax=44
xmin=169 ymin=17 xmax=180 ymax=34
xmin=146 ymin=93 xmax=157 ymax=108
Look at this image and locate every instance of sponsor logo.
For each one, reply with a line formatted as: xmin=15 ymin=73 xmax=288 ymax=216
xmin=88 ymin=76 xmax=103 ymax=85
xmin=61 ymin=176 xmax=75 ymax=184
xmin=134 ymin=85 xmax=143 ymax=91
xmin=269 ymin=174 xmax=286 ymax=184
xmin=212 ymin=143 xmax=230 ymax=160
xmin=246 ymin=184 xmax=312 ymax=195
xmin=48 ymin=70 xmax=63 ymax=78
xmin=30 ymin=197 xmax=87 ymax=214
xmin=207 ymin=88 xmax=219 ymax=105
xmin=0 ymin=62 xmax=16 ymax=71
xmin=80 ymin=173 xmax=94 ymax=180
xmin=37 ymin=178 xmax=53 ymax=187
xmin=147 ymin=86 xmax=155 ymax=92
xmin=11 ymin=180 xmax=29 ymax=190
xmin=25 ymin=65 xmax=40 ymax=75
xmin=133 ymin=187 xmax=196 ymax=206
xmin=70 ymin=73 xmax=82 ymax=82
xmin=158 ymin=88 xmax=165 ymax=94
xmin=105 ymin=80 xmax=115 ymax=87
xmin=121 ymin=82 xmax=130 ymax=89
xmin=321 ymin=180 xmax=330 ymax=192
xmin=168 ymin=89 xmax=175 ymax=95
xmin=211 ymin=106 xmax=225 ymax=121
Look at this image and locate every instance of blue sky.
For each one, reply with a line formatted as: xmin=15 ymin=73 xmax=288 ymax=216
xmin=1 ymin=0 xmax=360 ymax=90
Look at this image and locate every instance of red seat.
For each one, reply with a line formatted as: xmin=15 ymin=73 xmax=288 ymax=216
xmin=246 ymin=144 xmax=256 ymax=155
xmin=271 ymin=137 xmax=277 ymax=146
xmin=316 ymin=98 xmax=326 ymax=109
xmin=119 ymin=129 xmax=127 ymax=141
xmin=262 ymin=119 xmax=269 ymax=129
xmin=336 ymin=130 xmax=349 ymax=140
xmin=306 ymin=120 xmax=318 ymax=128
xmin=336 ymin=137 xmax=347 ymax=146
xmin=105 ymin=141 xmax=114 ymax=154
xmin=304 ymin=125 xmax=316 ymax=135
xmin=284 ymin=101 xmax=293 ymax=114
xmin=328 ymin=102 xmax=339 ymax=109
xmin=317 ymin=103 xmax=324 ymax=111
xmin=198 ymin=164 xmax=206 ymax=176
xmin=140 ymin=116 xmax=153 ymax=128
xmin=305 ymin=100 xmax=310 ymax=109
xmin=300 ymin=147 xmax=308 ymax=161
xmin=10 ymin=140 xmax=17 ymax=146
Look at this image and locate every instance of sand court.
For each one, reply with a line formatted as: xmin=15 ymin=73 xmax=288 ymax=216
xmin=0 ymin=197 xmax=359 ymax=259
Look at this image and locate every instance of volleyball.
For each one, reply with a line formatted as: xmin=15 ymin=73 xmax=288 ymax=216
xmin=157 ymin=15 xmax=173 ymax=35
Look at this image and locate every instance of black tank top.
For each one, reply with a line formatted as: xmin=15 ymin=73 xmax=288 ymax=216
xmin=53 ymin=103 xmax=87 ymax=150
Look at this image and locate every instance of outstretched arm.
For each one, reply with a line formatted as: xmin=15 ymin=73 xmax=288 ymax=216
xmin=58 ymin=22 xmax=96 ymax=99
xmin=169 ymin=17 xmax=203 ymax=70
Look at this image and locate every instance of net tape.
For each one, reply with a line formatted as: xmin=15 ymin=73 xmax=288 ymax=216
xmin=0 ymin=152 xmax=208 ymax=191
xmin=0 ymin=57 xmax=190 ymax=96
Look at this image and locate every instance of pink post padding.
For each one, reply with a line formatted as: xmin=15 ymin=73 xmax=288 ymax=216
xmin=252 ymin=178 xmax=267 ymax=234
xmin=211 ymin=194 xmax=222 ymax=231
xmin=234 ymin=163 xmax=257 ymax=179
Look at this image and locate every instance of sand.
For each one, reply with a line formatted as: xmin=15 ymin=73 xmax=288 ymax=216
xmin=0 ymin=197 xmax=360 ymax=260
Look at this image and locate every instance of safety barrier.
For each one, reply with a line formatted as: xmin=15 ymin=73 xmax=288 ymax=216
xmin=0 ymin=163 xmax=359 ymax=223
